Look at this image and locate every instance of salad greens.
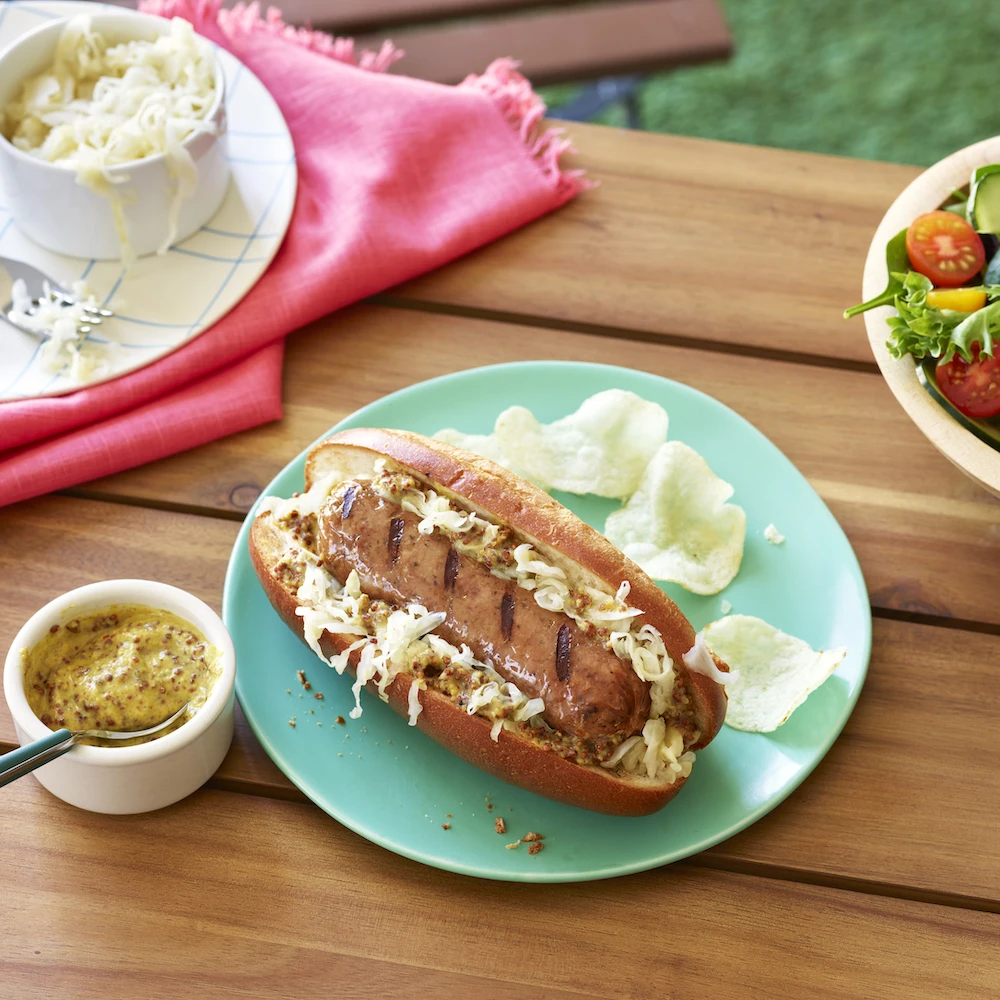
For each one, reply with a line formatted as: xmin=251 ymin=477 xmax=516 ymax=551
xmin=886 ymin=271 xmax=1000 ymax=362
xmin=845 ymin=210 xmax=1000 ymax=363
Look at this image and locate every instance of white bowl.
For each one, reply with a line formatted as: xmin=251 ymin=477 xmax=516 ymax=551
xmin=3 ymin=580 xmax=236 ymax=814
xmin=862 ymin=136 xmax=1000 ymax=498
xmin=0 ymin=10 xmax=229 ymax=260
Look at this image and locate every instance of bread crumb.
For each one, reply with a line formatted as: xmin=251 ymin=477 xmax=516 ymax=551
xmin=505 ymin=841 xmax=520 ymax=850
xmin=314 ymin=692 xmax=324 ymax=700
xmin=288 ymin=719 xmax=296 ymax=728
xmin=495 ymin=817 xmax=506 ymax=835
xmin=336 ymin=716 xmax=346 ymax=725
xmin=528 ymin=842 xmax=544 ymax=855
xmin=442 ymin=823 xmax=451 ymax=830
xmin=522 ymin=832 xmax=544 ymax=842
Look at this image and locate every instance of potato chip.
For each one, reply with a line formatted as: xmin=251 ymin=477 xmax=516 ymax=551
xmin=603 ymin=441 xmax=745 ymax=594
xmin=493 ymin=390 xmax=668 ymax=499
xmin=432 ymin=428 xmax=550 ymax=489
xmin=702 ymin=615 xmax=846 ymax=732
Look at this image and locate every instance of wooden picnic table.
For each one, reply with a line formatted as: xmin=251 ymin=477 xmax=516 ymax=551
xmin=2 ymin=124 xmax=998 ymax=997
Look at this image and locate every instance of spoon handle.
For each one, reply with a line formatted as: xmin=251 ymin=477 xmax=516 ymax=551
xmin=0 ymin=730 xmax=75 ymax=788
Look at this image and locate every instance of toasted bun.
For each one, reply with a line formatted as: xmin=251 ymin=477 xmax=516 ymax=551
xmin=249 ymin=428 xmax=728 ymax=816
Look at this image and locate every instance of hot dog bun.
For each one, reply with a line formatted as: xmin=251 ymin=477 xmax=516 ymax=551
xmin=249 ymin=428 xmax=728 ymax=816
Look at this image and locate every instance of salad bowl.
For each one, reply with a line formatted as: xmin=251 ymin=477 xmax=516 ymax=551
xmin=861 ymin=135 xmax=1000 ymax=498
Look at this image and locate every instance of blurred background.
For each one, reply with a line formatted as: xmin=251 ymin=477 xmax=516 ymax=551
xmin=541 ymin=0 xmax=1000 ymax=166
xmin=96 ymin=0 xmax=1000 ymax=166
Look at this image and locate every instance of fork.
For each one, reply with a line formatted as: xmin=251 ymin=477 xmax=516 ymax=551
xmin=1 ymin=255 xmax=113 ymax=336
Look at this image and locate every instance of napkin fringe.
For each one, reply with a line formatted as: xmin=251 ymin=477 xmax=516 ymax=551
xmin=139 ymin=0 xmax=403 ymax=72
xmin=460 ymin=59 xmax=590 ymax=201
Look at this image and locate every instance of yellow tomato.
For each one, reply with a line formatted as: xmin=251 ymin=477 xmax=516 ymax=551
xmin=926 ymin=288 xmax=987 ymax=312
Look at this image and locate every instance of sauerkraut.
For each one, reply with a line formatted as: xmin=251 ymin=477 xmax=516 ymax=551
xmin=291 ymin=552 xmax=544 ymax=738
xmin=7 ymin=278 xmax=110 ymax=382
xmin=261 ymin=459 xmax=702 ymax=783
xmin=368 ymin=464 xmax=679 ymax=715
xmin=1 ymin=14 xmax=218 ymax=262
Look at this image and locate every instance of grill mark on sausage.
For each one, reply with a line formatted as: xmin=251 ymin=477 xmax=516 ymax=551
xmin=500 ymin=589 xmax=515 ymax=641
xmin=444 ymin=547 xmax=460 ymax=590
xmin=388 ymin=517 xmax=405 ymax=565
xmin=320 ymin=480 xmax=652 ymax=738
xmin=555 ymin=624 xmax=572 ymax=682
xmin=341 ymin=484 xmax=357 ymax=520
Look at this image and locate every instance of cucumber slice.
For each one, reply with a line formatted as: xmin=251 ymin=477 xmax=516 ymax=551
xmin=986 ymin=247 xmax=1000 ymax=287
xmin=969 ymin=166 xmax=1000 ymax=233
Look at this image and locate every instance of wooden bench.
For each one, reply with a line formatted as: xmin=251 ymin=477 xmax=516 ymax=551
xmin=276 ymin=0 xmax=733 ymax=87
xmin=99 ymin=0 xmax=732 ymax=120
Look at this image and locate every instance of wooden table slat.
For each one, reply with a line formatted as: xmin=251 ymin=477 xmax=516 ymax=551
xmin=2 ymin=780 xmax=997 ymax=1000
xmin=69 ymin=306 xmax=1000 ymax=628
xmin=3 ymin=497 xmax=999 ymax=903
xmin=3 ymin=120 xmax=995 ymax=992
xmin=388 ymin=123 xmax=920 ymax=364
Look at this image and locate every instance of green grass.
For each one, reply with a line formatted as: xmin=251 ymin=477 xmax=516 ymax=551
xmin=544 ymin=0 xmax=1000 ymax=166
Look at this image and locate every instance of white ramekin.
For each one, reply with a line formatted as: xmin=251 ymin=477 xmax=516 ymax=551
xmin=3 ymin=580 xmax=236 ymax=814
xmin=0 ymin=10 xmax=229 ymax=260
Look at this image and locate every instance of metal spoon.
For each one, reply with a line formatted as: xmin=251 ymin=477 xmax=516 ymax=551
xmin=0 ymin=703 xmax=190 ymax=789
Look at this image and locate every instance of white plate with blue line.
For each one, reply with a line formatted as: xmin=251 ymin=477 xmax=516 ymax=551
xmin=0 ymin=0 xmax=297 ymax=401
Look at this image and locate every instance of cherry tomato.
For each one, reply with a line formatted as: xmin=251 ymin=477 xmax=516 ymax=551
xmin=906 ymin=211 xmax=985 ymax=287
xmin=936 ymin=346 xmax=1000 ymax=418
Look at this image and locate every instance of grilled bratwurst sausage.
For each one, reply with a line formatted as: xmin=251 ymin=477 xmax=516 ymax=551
xmin=317 ymin=480 xmax=651 ymax=739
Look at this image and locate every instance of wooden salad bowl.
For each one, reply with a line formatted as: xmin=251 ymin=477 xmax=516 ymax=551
xmin=863 ymin=135 xmax=1000 ymax=499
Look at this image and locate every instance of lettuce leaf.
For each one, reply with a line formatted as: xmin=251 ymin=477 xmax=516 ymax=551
xmin=886 ymin=271 xmax=1000 ymax=363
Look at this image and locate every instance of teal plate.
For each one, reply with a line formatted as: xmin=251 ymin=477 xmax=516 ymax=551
xmin=223 ymin=361 xmax=871 ymax=882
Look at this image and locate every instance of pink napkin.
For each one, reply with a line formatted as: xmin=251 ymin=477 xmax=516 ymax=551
xmin=0 ymin=0 xmax=586 ymax=508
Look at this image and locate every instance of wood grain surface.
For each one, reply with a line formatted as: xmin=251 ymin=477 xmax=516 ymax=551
xmin=387 ymin=124 xmax=921 ymax=364
xmin=72 ymin=306 xmax=1000 ymax=626
xmin=2 ymin=499 xmax=998 ymax=905
xmin=2 ymin=779 xmax=997 ymax=1000
xmin=3 ymin=125 xmax=998 ymax=996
